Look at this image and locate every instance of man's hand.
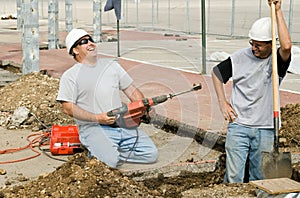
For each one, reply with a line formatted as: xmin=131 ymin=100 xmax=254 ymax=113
xmin=96 ymin=112 xmax=117 ymax=125
xmin=61 ymin=101 xmax=117 ymax=125
xmin=268 ymin=0 xmax=281 ymax=10
xmin=219 ymin=101 xmax=238 ymax=122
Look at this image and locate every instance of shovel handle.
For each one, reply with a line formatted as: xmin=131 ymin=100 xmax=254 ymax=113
xmin=271 ymin=3 xmax=278 ymax=111
xmin=271 ymin=2 xmax=279 ymax=152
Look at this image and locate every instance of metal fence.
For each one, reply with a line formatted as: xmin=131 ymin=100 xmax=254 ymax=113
xmin=115 ymin=0 xmax=299 ymax=41
xmin=66 ymin=0 xmax=299 ymax=42
xmin=1 ymin=0 xmax=298 ymax=42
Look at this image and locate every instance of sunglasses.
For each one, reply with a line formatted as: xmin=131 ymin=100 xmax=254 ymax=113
xmin=75 ymin=37 xmax=94 ymax=47
xmin=249 ymin=40 xmax=271 ymax=49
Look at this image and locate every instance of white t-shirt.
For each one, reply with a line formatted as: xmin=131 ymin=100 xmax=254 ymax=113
xmin=230 ymin=47 xmax=274 ymax=128
xmin=57 ymin=58 xmax=133 ymax=124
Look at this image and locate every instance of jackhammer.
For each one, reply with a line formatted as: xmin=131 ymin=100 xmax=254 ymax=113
xmin=107 ymin=83 xmax=202 ymax=128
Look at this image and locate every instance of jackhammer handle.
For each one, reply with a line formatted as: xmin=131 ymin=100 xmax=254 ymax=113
xmin=107 ymin=104 xmax=128 ymax=117
xmin=192 ymin=83 xmax=202 ymax=91
xmin=151 ymin=95 xmax=168 ymax=105
xmin=107 ymin=111 xmax=115 ymax=117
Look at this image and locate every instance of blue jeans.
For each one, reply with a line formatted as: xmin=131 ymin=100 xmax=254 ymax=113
xmin=224 ymin=123 xmax=274 ymax=183
xmin=79 ymin=124 xmax=158 ymax=168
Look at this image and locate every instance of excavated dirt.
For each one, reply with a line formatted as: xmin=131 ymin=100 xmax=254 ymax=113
xmin=0 ymin=152 xmax=257 ymax=198
xmin=0 ymin=72 xmax=299 ymax=197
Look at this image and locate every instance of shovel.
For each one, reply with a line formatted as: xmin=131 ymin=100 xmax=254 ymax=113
xmin=261 ymin=2 xmax=292 ymax=179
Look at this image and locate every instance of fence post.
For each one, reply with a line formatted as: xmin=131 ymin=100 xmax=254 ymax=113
xmin=65 ymin=0 xmax=73 ymax=32
xmin=231 ymin=0 xmax=235 ymax=36
xmin=156 ymin=0 xmax=159 ymax=23
xmin=186 ymin=0 xmax=190 ymax=34
xmin=41 ymin=0 xmax=44 ymax=18
xmin=288 ymin=0 xmax=293 ymax=37
xmin=259 ymin=0 xmax=262 ymax=18
xmin=201 ymin=0 xmax=206 ymax=74
xmin=48 ymin=0 xmax=59 ymax=49
xmin=17 ymin=0 xmax=22 ymax=30
xmin=22 ymin=0 xmax=39 ymax=74
xmin=207 ymin=0 xmax=210 ymax=33
xmin=152 ymin=0 xmax=154 ymax=30
xmin=93 ymin=0 xmax=102 ymax=43
xmin=136 ymin=0 xmax=139 ymax=28
xmin=124 ymin=0 xmax=128 ymax=24
xmin=168 ymin=0 xmax=170 ymax=30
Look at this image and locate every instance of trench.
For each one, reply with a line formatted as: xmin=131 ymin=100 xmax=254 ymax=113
xmin=122 ymin=114 xmax=227 ymax=196
xmin=150 ymin=114 xmax=226 ymax=152
xmin=124 ymin=114 xmax=300 ymax=196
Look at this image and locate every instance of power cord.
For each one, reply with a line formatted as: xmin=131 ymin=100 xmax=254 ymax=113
xmin=118 ymin=128 xmax=139 ymax=166
xmin=37 ymin=134 xmax=69 ymax=163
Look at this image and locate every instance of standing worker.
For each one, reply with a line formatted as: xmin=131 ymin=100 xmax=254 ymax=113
xmin=211 ymin=0 xmax=291 ymax=183
xmin=57 ymin=28 xmax=158 ymax=168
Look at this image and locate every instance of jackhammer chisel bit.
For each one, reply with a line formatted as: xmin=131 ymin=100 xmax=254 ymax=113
xmin=152 ymin=83 xmax=202 ymax=104
xmin=168 ymin=83 xmax=202 ymax=99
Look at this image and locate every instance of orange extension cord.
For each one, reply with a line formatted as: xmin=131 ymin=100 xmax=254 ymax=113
xmin=0 ymin=131 xmax=50 ymax=164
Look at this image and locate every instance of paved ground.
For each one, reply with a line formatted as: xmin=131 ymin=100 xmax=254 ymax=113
xmin=0 ymin=18 xmax=300 ymax=188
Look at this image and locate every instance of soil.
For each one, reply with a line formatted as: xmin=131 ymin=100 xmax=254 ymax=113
xmin=0 ymin=152 xmax=256 ymax=198
xmin=0 ymin=72 xmax=299 ymax=197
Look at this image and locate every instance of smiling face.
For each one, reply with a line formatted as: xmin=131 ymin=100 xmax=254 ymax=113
xmin=249 ymin=39 xmax=272 ymax=59
xmin=72 ymin=36 xmax=97 ymax=63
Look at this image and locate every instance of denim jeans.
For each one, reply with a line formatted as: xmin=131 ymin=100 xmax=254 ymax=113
xmin=224 ymin=122 xmax=274 ymax=183
xmin=79 ymin=124 xmax=158 ymax=168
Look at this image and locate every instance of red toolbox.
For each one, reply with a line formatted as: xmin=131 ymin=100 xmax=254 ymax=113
xmin=50 ymin=125 xmax=82 ymax=155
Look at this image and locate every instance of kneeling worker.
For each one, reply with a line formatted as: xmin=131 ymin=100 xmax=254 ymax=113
xmin=57 ymin=28 xmax=158 ymax=168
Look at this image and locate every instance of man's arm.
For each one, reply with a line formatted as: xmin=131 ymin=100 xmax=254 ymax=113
xmin=123 ymin=84 xmax=144 ymax=101
xmin=61 ymin=101 xmax=116 ymax=125
xmin=211 ymin=69 xmax=237 ymax=122
xmin=270 ymin=0 xmax=291 ymax=62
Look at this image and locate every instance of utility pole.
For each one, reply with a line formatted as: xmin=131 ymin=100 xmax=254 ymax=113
xmin=48 ymin=0 xmax=59 ymax=49
xmin=201 ymin=0 xmax=206 ymax=74
xmin=22 ymin=0 xmax=39 ymax=74
xmin=16 ymin=0 xmax=22 ymax=30
xmin=93 ymin=0 xmax=102 ymax=43
xmin=65 ymin=0 xmax=73 ymax=32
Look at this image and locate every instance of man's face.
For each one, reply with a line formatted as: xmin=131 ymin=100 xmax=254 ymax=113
xmin=249 ymin=39 xmax=272 ymax=59
xmin=73 ymin=36 xmax=97 ymax=60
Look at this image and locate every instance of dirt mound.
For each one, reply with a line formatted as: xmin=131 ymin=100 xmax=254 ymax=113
xmin=0 ymin=153 xmax=157 ymax=197
xmin=0 ymin=152 xmax=256 ymax=198
xmin=280 ymin=103 xmax=300 ymax=148
xmin=0 ymin=72 xmax=74 ymax=130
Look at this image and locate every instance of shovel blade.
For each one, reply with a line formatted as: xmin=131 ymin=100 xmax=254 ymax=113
xmin=262 ymin=151 xmax=292 ymax=179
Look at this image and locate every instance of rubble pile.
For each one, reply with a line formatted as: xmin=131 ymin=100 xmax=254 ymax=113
xmin=280 ymin=103 xmax=300 ymax=148
xmin=0 ymin=72 xmax=74 ymax=130
xmin=0 ymin=153 xmax=158 ymax=197
xmin=0 ymin=152 xmax=256 ymax=198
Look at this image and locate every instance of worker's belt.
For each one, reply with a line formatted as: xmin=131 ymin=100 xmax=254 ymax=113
xmin=101 ymin=119 xmax=139 ymax=129
xmin=108 ymin=123 xmax=120 ymax=128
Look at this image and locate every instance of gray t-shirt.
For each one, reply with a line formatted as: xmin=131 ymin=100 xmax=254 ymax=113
xmin=57 ymin=58 xmax=133 ymax=124
xmin=230 ymin=47 xmax=274 ymax=128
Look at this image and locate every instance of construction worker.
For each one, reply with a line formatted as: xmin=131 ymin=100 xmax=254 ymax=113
xmin=57 ymin=28 xmax=158 ymax=168
xmin=211 ymin=0 xmax=291 ymax=182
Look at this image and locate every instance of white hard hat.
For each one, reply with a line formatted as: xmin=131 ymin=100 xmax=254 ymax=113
xmin=65 ymin=29 xmax=89 ymax=55
xmin=248 ymin=17 xmax=275 ymax=41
